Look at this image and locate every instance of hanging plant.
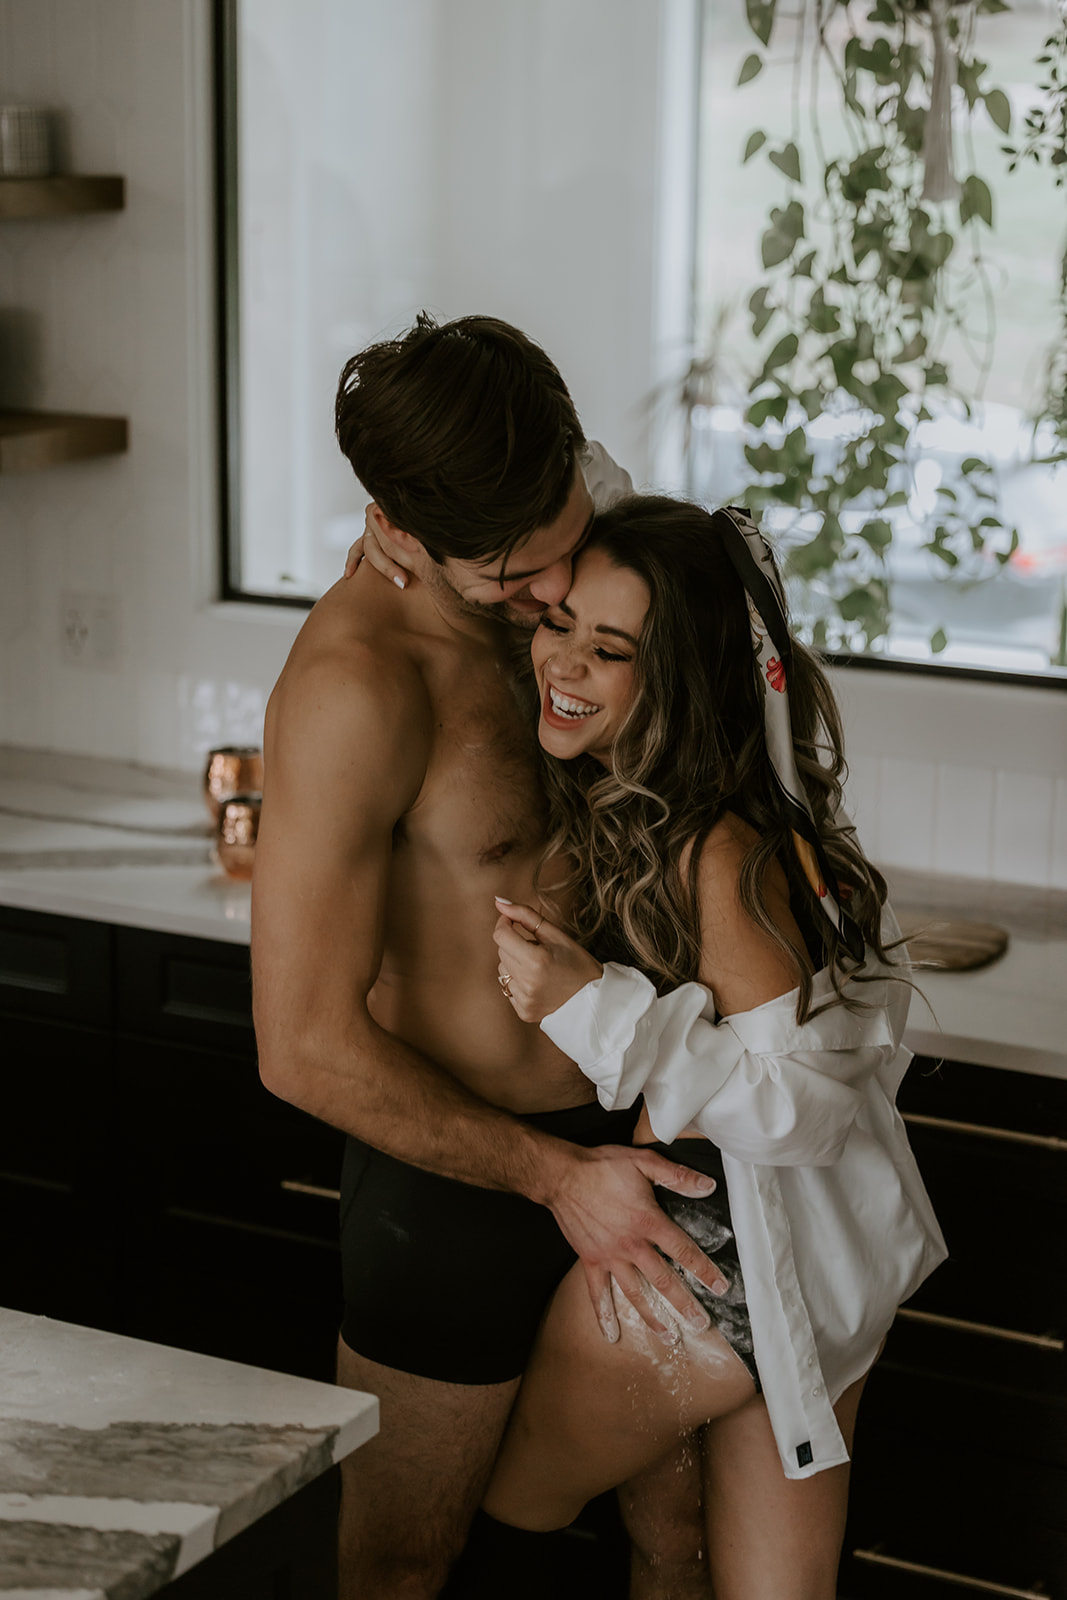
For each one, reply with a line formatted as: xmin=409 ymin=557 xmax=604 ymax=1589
xmin=1003 ymin=2 xmax=1067 ymax=442
xmin=710 ymin=0 xmax=1065 ymax=656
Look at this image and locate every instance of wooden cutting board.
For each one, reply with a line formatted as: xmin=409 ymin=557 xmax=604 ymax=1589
xmin=897 ymin=917 xmax=1009 ymax=971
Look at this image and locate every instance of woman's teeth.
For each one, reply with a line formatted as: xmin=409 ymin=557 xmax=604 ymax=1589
xmin=549 ymin=686 xmax=602 ymax=720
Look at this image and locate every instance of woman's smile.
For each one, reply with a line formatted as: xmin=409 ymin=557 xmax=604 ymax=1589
xmin=531 ymin=544 xmax=650 ymax=764
xmin=542 ymin=684 xmax=604 ymax=724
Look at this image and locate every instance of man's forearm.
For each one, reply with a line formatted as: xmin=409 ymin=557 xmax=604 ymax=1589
xmin=258 ymin=1011 xmax=576 ymax=1203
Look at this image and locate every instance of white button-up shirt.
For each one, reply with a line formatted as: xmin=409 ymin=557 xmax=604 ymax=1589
xmin=541 ymin=925 xmax=947 ymax=1480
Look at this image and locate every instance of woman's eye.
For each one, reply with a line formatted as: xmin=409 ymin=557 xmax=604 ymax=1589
xmin=594 ymin=647 xmax=631 ymax=664
xmin=539 ymin=616 xmax=568 ymax=634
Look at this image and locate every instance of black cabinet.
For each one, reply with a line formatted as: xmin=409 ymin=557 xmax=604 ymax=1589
xmin=0 ymin=907 xmax=345 ymax=1383
xmin=839 ymin=1057 xmax=1067 ymax=1600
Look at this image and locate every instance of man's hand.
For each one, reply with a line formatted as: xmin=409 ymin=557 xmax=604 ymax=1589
xmin=493 ymin=898 xmax=602 ymax=1022
xmin=545 ymin=1143 xmax=729 ymax=1342
xmin=344 ymin=504 xmax=411 ymax=588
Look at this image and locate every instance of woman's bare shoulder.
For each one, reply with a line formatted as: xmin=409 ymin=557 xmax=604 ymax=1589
xmin=680 ymin=813 xmax=788 ymax=901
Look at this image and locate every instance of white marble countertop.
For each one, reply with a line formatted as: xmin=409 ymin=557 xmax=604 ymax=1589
xmin=1 ymin=746 xmax=1065 ymax=1078
xmin=0 ymin=748 xmax=251 ymax=946
xmin=0 ymin=1307 xmax=378 ymax=1599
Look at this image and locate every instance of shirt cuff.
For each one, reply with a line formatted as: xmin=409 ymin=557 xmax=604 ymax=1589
xmin=540 ymin=961 xmax=658 ymax=1109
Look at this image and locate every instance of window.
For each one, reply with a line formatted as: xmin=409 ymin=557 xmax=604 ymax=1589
xmin=690 ymin=0 xmax=1067 ymax=682
xmin=215 ymin=0 xmax=685 ymax=607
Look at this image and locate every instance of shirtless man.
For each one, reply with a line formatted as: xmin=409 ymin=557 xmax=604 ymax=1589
xmin=251 ymin=313 xmax=725 ymax=1600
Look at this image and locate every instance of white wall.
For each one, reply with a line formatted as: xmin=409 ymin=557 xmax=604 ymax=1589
xmin=0 ymin=0 xmax=1063 ymax=888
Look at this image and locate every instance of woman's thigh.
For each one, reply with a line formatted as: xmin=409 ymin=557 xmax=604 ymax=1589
xmin=483 ymin=1262 xmax=757 ymax=1532
xmin=699 ymin=1372 xmax=870 ymax=1600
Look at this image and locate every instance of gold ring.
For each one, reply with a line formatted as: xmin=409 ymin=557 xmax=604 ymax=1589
xmin=533 ymin=915 xmax=545 ymax=936
xmin=498 ymin=972 xmax=513 ymax=999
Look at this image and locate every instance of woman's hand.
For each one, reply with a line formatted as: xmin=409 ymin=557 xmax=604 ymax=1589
xmin=493 ymin=899 xmax=603 ymax=1023
xmin=343 ymin=504 xmax=410 ymax=589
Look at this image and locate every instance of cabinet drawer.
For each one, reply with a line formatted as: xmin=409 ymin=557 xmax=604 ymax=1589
xmin=132 ymin=1210 xmax=342 ymax=1383
xmin=901 ymin=1135 xmax=1065 ymax=1351
xmin=901 ymin=1056 xmax=1067 ymax=1141
xmin=114 ymin=1038 xmax=344 ymax=1239
xmin=0 ymin=1014 xmax=112 ymax=1179
xmin=0 ymin=906 xmax=114 ymax=1026
xmin=844 ymin=1425 xmax=1067 ymax=1599
xmin=116 ymin=926 xmax=256 ymax=1056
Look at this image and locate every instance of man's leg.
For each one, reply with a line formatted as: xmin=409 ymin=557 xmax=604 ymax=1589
xmin=337 ymin=1337 xmax=519 ymax=1600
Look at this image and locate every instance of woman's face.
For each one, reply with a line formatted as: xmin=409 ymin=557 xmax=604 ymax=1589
xmin=530 ymin=544 xmax=650 ymax=765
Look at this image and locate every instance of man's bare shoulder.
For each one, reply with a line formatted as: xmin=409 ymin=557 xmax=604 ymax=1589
xmin=266 ymin=574 xmax=433 ymax=811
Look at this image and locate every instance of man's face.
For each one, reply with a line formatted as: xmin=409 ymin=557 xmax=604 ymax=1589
xmin=434 ymin=471 xmax=596 ymax=630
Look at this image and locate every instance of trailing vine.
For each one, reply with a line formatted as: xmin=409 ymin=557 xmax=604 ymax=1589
xmin=712 ymin=0 xmax=1067 ymax=658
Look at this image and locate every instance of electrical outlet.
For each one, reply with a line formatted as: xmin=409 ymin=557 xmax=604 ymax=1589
xmin=60 ymin=592 xmax=121 ymax=669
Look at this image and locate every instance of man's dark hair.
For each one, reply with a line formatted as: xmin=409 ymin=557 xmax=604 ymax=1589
xmin=334 ymin=312 xmax=586 ymax=565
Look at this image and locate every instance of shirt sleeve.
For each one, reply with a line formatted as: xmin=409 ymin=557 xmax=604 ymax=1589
xmin=580 ymin=440 xmax=634 ymax=508
xmin=540 ymin=961 xmax=902 ymax=1165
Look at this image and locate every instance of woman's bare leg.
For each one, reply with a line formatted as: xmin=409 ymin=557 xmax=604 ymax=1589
xmin=483 ymin=1263 xmax=756 ymax=1534
xmin=618 ymin=1435 xmax=711 ymax=1600
xmin=700 ymin=1371 xmax=870 ymax=1600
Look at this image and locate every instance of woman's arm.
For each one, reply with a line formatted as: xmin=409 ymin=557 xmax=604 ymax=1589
xmin=496 ymin=819 xmax=903 ymax=1166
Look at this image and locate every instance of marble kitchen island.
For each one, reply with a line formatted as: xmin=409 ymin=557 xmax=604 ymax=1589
xmin=0 ymin=1307 xmax=377 ymax=1600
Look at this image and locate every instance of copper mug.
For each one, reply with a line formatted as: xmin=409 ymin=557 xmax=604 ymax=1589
xmin=203 ymin=745 xmax=263 ymax=821
xmin=215 ymin=793 xmax=261 ymax=881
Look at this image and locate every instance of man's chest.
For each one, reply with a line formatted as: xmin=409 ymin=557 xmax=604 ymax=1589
xmin=403 ymin=661 xmax=548 ymax=865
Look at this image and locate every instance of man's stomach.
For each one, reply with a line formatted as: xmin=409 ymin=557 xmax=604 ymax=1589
xmin=368 ymin=970 xmax=594 ymax=1114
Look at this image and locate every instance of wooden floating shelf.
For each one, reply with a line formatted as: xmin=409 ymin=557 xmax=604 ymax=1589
xmin=0 ymin=175 xmax=125 ymax=220
xmin=0 ymin=411 xmax=129 ymax=472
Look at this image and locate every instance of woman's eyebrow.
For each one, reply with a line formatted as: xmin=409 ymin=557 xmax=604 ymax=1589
xmin=557 ymin=598 xmax=639 ymax=647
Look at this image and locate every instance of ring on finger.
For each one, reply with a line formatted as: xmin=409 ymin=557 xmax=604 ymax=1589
xmin=498 ymin=972 xmax=513 ymax=999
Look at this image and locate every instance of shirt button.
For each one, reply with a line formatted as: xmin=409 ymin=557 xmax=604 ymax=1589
xmin=811 ymin=1385 xmax=823 ymax=1397
xmin=807 ymin=1357 xmax=816 ymax=1368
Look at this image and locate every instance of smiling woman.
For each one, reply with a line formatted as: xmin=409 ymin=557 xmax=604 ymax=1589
xmin=532 ymin=547 xmax=648 ymax=763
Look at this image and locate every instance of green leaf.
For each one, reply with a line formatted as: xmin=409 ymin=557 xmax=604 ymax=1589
xmin=857 ymin=518 xmax=893 ymax=553
xmin=762 ymin=227 xmax=796 ymax=268
xmin=960 ymin=457 xmax=991 ymax=474
xmin=959 ymin=173 xmax=994 ymax=228
xmin=829 ymin=339 xmax=859 ymax=390
xmin=738 ymin=54 xmax=764 ymax=87
xmin=759 ymin=333 xmax=799 ymax=382
xmin=995 ymin=528 xmax=1021 ymax=566
xmin=795 ymin=249 xmax=817 ymax=278
xmin=838 ymin=586 xmax=887 ymax=626
xmin=866 ymin=0 xmax=896 ymax=23
xmin=743 ymin=129 xmax=767 ymax=163
xmin=977 ymin=0 xmax=1010 ymax=12
xmin=745 ymin=0 xmax=776 ymax=47
xmin=744 ymin=441 xmax=784 ymax=475
xmin=924 ymin=361 xmax=949 ymax=387
xmin=746 ymin=394 xmax=789 ymax=427
xmin=787 ymin=530 xmax=840 ymax=580
xmin=930 ymin=628 xmax=948 ymax=654
xmin=769 ymin=142 xmax=802 ymax=182
xmin=871 ymin=373 xmax=909 ymax=416
xmin=896 ymin=333 xmax=927 ymax=363
xmin=749 ymin=285 xmax=774 ymax=337
xmin=983 ymin=87 xmax=1011 ymax=134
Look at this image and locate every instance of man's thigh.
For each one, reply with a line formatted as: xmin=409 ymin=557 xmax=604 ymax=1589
xmin=336 ymin=1337 xmax=519 ymax=1598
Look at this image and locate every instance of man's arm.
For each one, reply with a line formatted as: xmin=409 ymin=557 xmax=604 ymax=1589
xmin=252 ymin=643 xmax=728 ymax=1337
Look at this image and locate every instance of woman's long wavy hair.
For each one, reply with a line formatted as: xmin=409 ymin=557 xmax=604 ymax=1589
xmin=535 ymin=495 xmax=895 ymax=1022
